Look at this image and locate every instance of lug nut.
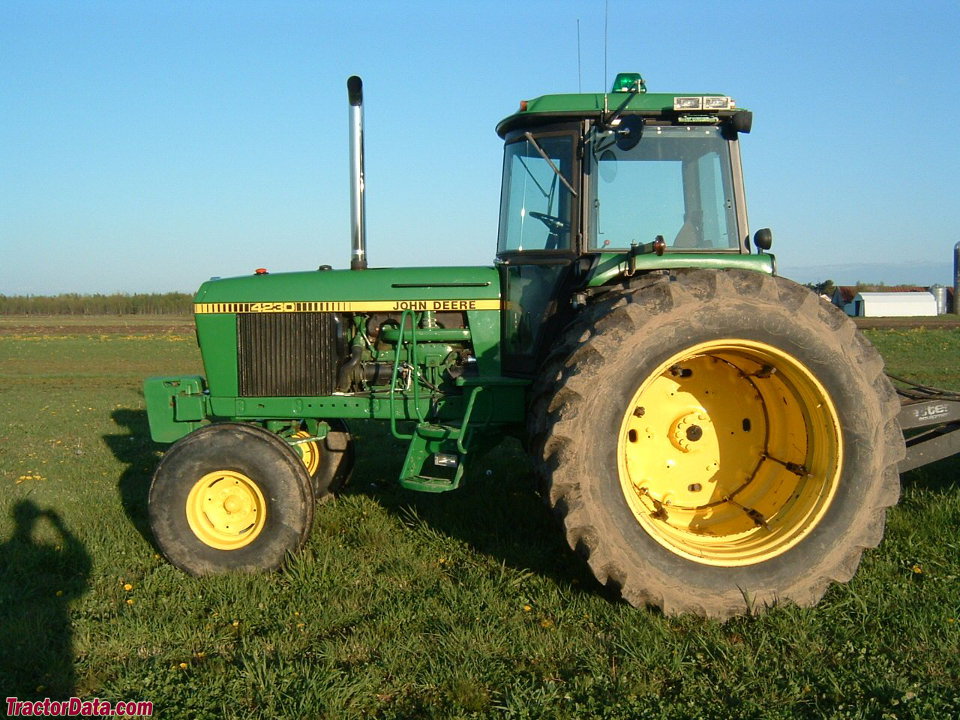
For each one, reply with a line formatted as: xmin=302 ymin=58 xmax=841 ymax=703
xmin=686 ymin=425 xmax=703 ymax=441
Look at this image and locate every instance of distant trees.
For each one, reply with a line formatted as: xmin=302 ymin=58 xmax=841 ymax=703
xmin=0 ymin=293 xmax=193 ymax=315
xmin=804 ymin=279 xmax=836 ymax=297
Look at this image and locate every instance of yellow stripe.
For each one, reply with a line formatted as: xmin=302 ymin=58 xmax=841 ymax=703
xmin=194 ymin=299 xmax=502 ymax=314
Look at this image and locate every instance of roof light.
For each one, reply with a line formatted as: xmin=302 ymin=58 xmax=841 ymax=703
xmin=674 ymin=96 xmax=735 ymax=111
xmin=703 ymin=96 xmax=735 ymax=110
xmin=611 ymin=72 xmax=646 ymax=93
xmin=673 ymin=96 xmax=702 ymax=111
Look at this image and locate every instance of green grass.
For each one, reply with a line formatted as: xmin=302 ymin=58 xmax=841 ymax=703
xmin=1 ymin=320 xmax=958 ymax=719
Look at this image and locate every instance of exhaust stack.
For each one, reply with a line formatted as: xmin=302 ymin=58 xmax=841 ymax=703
xmin=347 ymin=75 xmax=367 ymax=270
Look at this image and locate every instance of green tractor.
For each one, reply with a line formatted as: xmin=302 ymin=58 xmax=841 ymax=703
xmin=145 ymin=73 xmax=908 ymax=617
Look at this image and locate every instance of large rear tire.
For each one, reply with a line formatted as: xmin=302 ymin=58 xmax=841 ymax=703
xmin=149 ymin=423 xmax=315 ymax=576
xmin=532 ymin=270 xmax=904 ymax=617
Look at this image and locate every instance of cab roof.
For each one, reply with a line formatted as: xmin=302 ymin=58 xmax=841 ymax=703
xmin=496 ymin=72 xmax=745 ymax=137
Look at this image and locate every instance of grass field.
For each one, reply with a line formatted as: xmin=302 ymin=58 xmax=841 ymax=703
xmin=1 ymin=316 xmax=958 ymax=719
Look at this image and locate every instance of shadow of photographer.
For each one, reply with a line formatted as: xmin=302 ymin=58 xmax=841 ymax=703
xmin=0 ymin=500 xmax=91 ymax=699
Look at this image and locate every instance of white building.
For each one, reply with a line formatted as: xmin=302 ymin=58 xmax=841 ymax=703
xmin=849 ymin=292 xmax=938 ymax=317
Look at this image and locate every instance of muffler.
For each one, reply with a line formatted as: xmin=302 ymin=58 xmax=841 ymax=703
xmin=347 ymin=75 xmax=367 ymax=270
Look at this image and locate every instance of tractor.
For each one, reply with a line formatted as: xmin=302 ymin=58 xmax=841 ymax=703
xmin=144 ymin=73 xmax=954 ymax=617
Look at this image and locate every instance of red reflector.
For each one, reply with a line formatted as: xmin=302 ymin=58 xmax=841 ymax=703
xmin=519 ymin=100 xmax=528 ymax=111
xmin=255 ymin=268 xmax=268 ymax=275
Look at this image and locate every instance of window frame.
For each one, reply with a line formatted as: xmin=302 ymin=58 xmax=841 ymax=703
xmin=496 ymin=123 xmax=584 ymax=261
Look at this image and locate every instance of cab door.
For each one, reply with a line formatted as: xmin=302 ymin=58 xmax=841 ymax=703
xmin=496 ymin=124 xmax=582 ymax=376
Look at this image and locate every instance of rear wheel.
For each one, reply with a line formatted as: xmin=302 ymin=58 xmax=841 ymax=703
xmin=149 ymin=423 xmax=315 ymax=576
xmin=533 ymin=270 xmax=904 ymax=616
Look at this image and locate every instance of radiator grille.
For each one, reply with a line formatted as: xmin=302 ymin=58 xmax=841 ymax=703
xmin=237 ymin=313 xmax=339 ymax=397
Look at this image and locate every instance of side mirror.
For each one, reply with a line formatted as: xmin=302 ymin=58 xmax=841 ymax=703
xmin=615 ymin=116 xmax=644 ymax=151
xmin=753 ymin=228 xmax=773 ymax=252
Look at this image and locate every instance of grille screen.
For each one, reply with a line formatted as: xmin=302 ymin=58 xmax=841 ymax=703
xmin=237 ymin=313 xmax=339 ymax=397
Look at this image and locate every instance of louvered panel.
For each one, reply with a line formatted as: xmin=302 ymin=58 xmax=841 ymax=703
xmin=237 ymin=313 xmax=338 ymax=397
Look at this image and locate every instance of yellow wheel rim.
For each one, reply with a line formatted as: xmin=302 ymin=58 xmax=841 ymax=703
xmin=617 ymin=339 xmax=842 ymax=567
xmin=293 ymin=431 xmax=320 ymax=476
xmin=185 ymin=470 xmax=267 ymax=550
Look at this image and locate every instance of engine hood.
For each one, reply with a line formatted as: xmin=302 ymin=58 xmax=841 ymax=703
xmin=193 ymin=266 xmax=501 ymax=311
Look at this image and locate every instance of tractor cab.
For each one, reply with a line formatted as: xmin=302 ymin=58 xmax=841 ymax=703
xmin=494 ymin=72 xmax=761 ymax=374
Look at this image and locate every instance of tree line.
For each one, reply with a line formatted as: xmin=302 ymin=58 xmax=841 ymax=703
xmin=0 ymin=293 xmax=193 ymax=315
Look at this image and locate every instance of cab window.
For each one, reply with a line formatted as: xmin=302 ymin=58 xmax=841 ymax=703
xmin=498 ymin=134 xmax=576 ymax=253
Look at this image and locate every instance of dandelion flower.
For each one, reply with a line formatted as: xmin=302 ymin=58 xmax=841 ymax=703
xmin=126 ymin=599 xmax=134 ymax=605
xmin=540 ymin=618 xmax=555 ymax=628
xmin=179 ymin=662 xmax=188 ymax=670
xmin=124 ymin=583 xmax=133 ymax=591
xmin=523 ymin=604 xmax=532 ymax=612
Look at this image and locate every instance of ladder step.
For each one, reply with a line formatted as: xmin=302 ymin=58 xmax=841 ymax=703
xmin=398 ymin=423 xmax=468 ymax=493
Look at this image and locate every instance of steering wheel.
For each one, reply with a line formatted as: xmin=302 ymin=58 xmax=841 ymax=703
xmin=528 ymin=211 xmax=570 ymax=234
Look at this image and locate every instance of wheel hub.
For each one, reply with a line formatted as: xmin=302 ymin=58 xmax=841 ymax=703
xmin=669 ymin=412 xmax=711 ymax=453
xmin=293 ymin=430 xmax=321 ymax=476
xmin=618 ymin=339 xmax=842 ymax=567
xmin=185 ymin=470 xmax=267 ymax=550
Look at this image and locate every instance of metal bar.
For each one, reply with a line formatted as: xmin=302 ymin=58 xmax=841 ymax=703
xmin=347 ymin=75 xmax=367 ymax=270
xmin=456 ymin=386 xmax=483 ymax=454
xmin=897 ymin=398 xmax=960 ymax=430
xmin=388 ymin=310 xmax=413 ymax=440
xmin=523 ymin=132 xmax=578 ymax=197
xmin=900 ymin=423 xmax=960 ymax=473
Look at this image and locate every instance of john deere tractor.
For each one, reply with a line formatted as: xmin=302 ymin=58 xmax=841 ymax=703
xmin=144 ymin=73 xmax=916 ymax=617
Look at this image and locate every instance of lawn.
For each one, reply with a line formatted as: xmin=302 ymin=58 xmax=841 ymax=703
xmin=0 ymin=317 xmax=957 ymax=719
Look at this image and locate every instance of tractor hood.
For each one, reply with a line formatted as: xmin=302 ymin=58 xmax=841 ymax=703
xmin=193 ymin=266 xmax=502 ymax=311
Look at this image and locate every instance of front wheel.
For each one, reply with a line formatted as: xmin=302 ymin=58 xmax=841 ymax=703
xmin=533 ymin=270 xmax=904 ymax=617
xmin=289 ymin=419 xmax=355 ymax=500
xmin=149 ymin=423 xmax=315 ymax=576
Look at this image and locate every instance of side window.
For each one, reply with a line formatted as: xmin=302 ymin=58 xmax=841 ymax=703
xmin=498 ymin=135 xmax=575 ymax=253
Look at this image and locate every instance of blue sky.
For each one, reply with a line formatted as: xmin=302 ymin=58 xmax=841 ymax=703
xmin=2 ymin=0 xmax=958 ymax=294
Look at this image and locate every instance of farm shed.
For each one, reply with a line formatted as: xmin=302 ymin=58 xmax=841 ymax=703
xmin=849 ymin=292 xmax=938 ymax=317
xmin=831 ymin=286 xmax=858 ymax=314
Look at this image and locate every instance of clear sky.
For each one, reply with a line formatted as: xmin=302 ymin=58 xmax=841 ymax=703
xmin=2 ymin=0 xmax=959 ymax=294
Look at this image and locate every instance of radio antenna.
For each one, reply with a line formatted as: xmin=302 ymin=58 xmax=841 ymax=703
xmin=577 ymin=19 xmax=582 ymax=92
xmin=603 ymin=0 xmax=609 ymax=90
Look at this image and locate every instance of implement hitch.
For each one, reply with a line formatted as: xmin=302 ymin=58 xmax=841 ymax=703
xmin=894 ymin=374 xmax=960 ymax=473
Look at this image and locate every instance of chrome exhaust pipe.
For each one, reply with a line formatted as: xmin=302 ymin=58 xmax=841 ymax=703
xmin=347 ymin=75 xmax=367 ymax=270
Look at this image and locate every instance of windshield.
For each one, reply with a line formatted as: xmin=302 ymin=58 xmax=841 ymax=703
xmin=497 ymin=134 xmax=576 ymax=253
xmin=589 ymin=125 xmax=739 ymax=251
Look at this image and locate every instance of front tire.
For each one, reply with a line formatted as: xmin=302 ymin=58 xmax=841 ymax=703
xmin=149 ymin=423 xmax=315 ymax=576
xmin=533 ymin=270 xmax=904 ymax=617
xmin=290 ymin=419 xmax=355 ymax=500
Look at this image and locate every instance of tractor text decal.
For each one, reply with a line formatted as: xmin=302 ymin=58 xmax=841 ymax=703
xmin=194 ymin=300 xmax=501 ymax=314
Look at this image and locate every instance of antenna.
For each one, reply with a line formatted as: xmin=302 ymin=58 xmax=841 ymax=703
xmin=577 ymin=19 xmax=582 ymax=93
xmin=603 ymin=0 xmax=609 ymax=90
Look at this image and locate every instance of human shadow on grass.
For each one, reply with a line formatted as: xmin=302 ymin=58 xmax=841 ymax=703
xmin=104 ymin=408 xmax=161 ymax=550
xmin=338 ymin=420 xmax=612 ymax=602
xmin=0 ymin=500 xmax=91 ymax=699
